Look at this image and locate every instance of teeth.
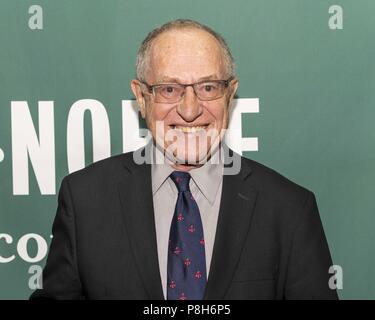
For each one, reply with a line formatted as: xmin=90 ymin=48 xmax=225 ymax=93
xmin=173 ymin=126 xmax=207 ymax=133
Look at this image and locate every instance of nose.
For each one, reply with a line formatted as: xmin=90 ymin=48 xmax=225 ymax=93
xmin=176 ymin=86 xmax=203 ymax=122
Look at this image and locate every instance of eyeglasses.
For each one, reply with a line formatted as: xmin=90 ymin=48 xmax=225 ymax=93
xmin=139 ymin=77 xmax=234 ymax=104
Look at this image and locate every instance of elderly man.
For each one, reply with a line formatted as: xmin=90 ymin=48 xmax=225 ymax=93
xmin=31 ymin=19 xmax=337 ymax=300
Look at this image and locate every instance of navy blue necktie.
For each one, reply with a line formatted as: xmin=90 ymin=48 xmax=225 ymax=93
xmin=167 ymin=171 xmax=207 ymax=300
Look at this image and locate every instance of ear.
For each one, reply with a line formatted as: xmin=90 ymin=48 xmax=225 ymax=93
xmin=227 ymin=78 xmax=239 ymax=109
xmin=131 ymin=79 xmax=147 ymax=118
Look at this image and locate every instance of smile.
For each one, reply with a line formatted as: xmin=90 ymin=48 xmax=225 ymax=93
xmin=171 ymin=125 xmax=208 ymax=133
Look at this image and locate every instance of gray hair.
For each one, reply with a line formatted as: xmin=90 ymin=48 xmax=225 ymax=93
xmin=136 ymin=19 xmax=235 ymax=81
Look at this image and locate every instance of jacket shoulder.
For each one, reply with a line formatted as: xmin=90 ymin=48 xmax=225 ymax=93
xmin=61 ymin=151 xmax=136 ymax=190
xmin=241 ymin=156 xmax=314 ymax=206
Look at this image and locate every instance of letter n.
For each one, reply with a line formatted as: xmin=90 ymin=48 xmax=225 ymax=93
xmin=11 ymin=101 xmax=55 ymax=195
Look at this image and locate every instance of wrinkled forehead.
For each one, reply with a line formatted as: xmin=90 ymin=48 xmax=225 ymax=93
xmin=147 ymin=29 xmax=227 ymax=82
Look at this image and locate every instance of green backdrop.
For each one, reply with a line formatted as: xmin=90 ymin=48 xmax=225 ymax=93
xmin=0 ymin=0 xmax=374 ymax=299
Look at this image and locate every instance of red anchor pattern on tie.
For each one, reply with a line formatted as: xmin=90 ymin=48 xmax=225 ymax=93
xmin=179 ymin=293 xmax=187 ymax=300
xmin=177 ymin=213 xmax=184 ymax=221
xmin=174 ymin=246 xmax=181 ymax=255
xmin=195 ymin=271 xmax=202 ymax=279
xmin=184 ymin=258 xmax=191 ymax=267
xmin=188 ymin=224 xmax=195 ymax=233
xmin=169 ymin=280 xmax=176 ymax=289
xmin=200 ymin=238 xmax=205 ymax=246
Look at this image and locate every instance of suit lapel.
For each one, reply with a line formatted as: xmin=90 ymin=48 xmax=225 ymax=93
xmin=117 ymin=157 xmax=164 ymax=300
xmin=204 ymin=157 xmax=258 ymax=299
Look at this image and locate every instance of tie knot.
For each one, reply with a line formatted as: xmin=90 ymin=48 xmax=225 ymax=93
xmin=170 ymin=171 xmax=191 ymax=192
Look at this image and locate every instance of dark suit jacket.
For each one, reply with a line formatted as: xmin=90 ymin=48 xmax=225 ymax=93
xmin=31 ymin=148 xmax=338 ymax=300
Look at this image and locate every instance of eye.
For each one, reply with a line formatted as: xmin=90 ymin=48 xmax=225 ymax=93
xmin=166 ymin=86 xmax=175 ymax=93
xmin=160 ymin=85 xmax=179 ymax=96
xmin=202 ymin=83 xmax=219 ymax=92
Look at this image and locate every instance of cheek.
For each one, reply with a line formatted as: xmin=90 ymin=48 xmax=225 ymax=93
xmin=145 ymin=104 xmax=172 ymax=129
xmin=206 ymin=103 xmax=229 ymax=127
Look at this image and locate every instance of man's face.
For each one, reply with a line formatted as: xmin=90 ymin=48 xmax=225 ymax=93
xmin=131 ymin=28 xmax=238 ymax=170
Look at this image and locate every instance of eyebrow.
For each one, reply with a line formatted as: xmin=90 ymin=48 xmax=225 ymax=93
xmin=157 ymin=75 xmax=220 ymax=83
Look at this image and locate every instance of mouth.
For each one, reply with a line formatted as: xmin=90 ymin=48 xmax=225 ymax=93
xmin=169 ymin=124 xmax=209 ymax=133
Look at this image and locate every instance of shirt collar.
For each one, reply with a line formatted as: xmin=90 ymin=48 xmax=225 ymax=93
xmin=151 ymin=144 xmax=223 ymax=205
